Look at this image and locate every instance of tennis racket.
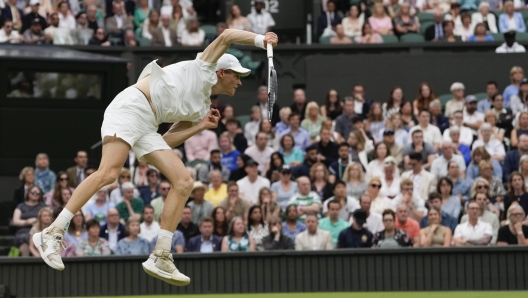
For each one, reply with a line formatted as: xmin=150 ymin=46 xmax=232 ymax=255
xmin=267 ymin=43 xmax=277 ymax=122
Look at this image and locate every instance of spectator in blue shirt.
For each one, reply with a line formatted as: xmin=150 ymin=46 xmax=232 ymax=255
xmin=459 ymin=0 xmax=479 ymax=11
xmin=275 ymin=107 xmax=291 ymax=135
xmin=467 ymin=147 xmax=502 ymax=180
xmin=282 ymin=205 xmax=306 ymax=244
xmin=337 ymin=209 xmax=372 ymax=248
xmin=503 ymin=66 xmax=524 ymax=108
xmin=115 ymin=216 xmax=150 ymax=255
xmin=447 ymin=161 xmax=473 ymax=202
xmin=280 ymin=112 xmax=312 ymax=151
xmin=219 ymin=132 xmax=241 ymax=172
xmin=449 ymin=126 xmax=471 ymax=165
xmin=419 ymin=193 xmax=458 ymax=233
xmin=150 ymin=229 xmax=186 ymax=253
xmin=186 ymin=217 xmax=222 ymax=252
xmin=138 ymin=169 xmax=160 ymax=205
xmin=280 ymin=134 xmax=305 ymax=166
xmin=34 ymin=153 xmax=57 ymax=195
xmin=477 ymin=81 xmax=499 ymax=113
xmin=468 ymin=23 xmax=494 ymax=42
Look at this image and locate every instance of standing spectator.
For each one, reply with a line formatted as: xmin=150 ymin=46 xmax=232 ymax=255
xmin=478 ymin=81 xmax=500 ymax=113
xmin=319 ymin=199 xmax=350 ymax=245
xmin=115 ymin=216 xmax=150 ymax=255
xmin=323 ymin=181 xmax=360 ymax=220
xmin=189 ymin=181 xmax=215 ymax=224
xmin=14 ymin=167 xmax=35 ymax=206
xmin=499 ymin=1 xmax=525 ymax=33
xmin=221 ymin=216 xmax=255 ymax=252
xmin=271 ymin=165 xmax=298 ymax=211
xmin=342 ymin=162 xmax=368 ymax=199
xmin=337 ymin=209 xmax=373 ymax=248
xmin=29 ymin=208 xmax=53 ymax=257
xmin=301 ymin=102 xmax=325 ymax=140
xmin=280 ymin=113 xmax=311 ymax=152
xmin=444 ymin=111 xmax=473 ymax=146
xmin=394 ymin=204 xmax=420 ymax=246
xmin=63 ymin=211 xmax=88 ymax=249
xmin=372 ymin=209 xmax=412 ymax=248
xmin=226 ymin=5 xmax=249 ymax=30
xmin=420 ymin=193 xmax=459 ymax=233
xmin=448 ymin=161 xmax=473 ymax=203
xmin=445 ymin=82 xmax=466 ymax=119
xmin=105 ymin=2 xmax=133 ymax=36
xmin=197 ymin=150 xmax=230 ymax=184
xmin=181 ymin=18 xmax=204 ymax=46
xmin=393 ymin=3 xmax=419 ymax=37
xmin=186 ymin=217 xmax=222 ymax=252
xmin=317 ymin=0 xmax=341 ymax=37
xmin=437 ymin=177 xmax=461 ymax=219
xmin=503 ymin=66 xmax=524 ymax=108
xmin=288 ymin=177 xmax=323 ymax=222
xmin=219 ymin=182 xmax=251 ymax=222
xmin=150 ymin=180 xmax=170 ymax=222
xmin=413 ymin=83 xmax=437 ymax=115
xmin=472 ymin=123 xmax=506 ymax=162
xmin=12 ymin=186 xmax=46 ymax=256
xmin=453 ymin=201 xmax=493 ymax=246
xmin=282 ymin=205 xmax=306 ymax=243
xmin=503 ymin=172 xmax=528 ymax=219
xmin=403 ymin=131 xmax=436 ymax=170
xmin=99 ymin=208 xmax=126 ymax=252
xmin=402 ymin=153 xmax=437 ymax=199
xmin=0 ymin=19 xmax=23 ymax=43
xmin=57 ymin=1 xmax=75 ymax=30
xmin=334 ymin=97 xmax=356 ymax=143
xmin=368 ymin=2 xmax=393 ymax=35
xmin=184 ymin=129 xmax=218 ymax=162
xmin=310 ymin=162 xmax=333 ymax=201
xmin=236 ymin=160 xmax=270 ymax=204
xmin=295 ymin=213 xmax=334 ymax=250
xmin=247 ymin=206 xmax=269 ymax=251
xmin=138 ymin=205 xmax=160 ymax=243
xmin=23 ymin=18 xmax=46 ymax=44
xmin=115 ymin=182 xmax=144 ymax=223
xmin=247 ymin=0 xmax=275 ymax=35
xmin=425 ymin=9 xmax=444 ymax=41
xmin=461 ymin=193 xmax=500 ymax=244
xmin=244 ymin=132 xmax=274 ymax=175
xmin=34 ymin=153 xmax=56 ymax=196
xmin=430 ymin=142 xmax=466 ymax=178
xmin=66 ymin=150 xmax=88 ymax=188
xmin=262 ymin=216 xmax=294 ymax=250
xmin=408 ymin=110 xmax=442 ymax=151
xmin=176 ymin=206 xmax=200 ymax=243
xmin=138 ymin=169 xmax=160 ymax=205
xmin=497 ymin=204 xmax=528 ymax=245
xmin=419 ymin=206 xmax=452 ymax=247
xmin=504 ymin=135 xmax=528 ymax=184
xmin=76 ymin=219 xmax=112 ymax=256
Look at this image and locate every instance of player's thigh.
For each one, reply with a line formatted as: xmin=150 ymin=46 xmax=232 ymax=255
xmin=99 ymin=135 xmax=131 ymax=176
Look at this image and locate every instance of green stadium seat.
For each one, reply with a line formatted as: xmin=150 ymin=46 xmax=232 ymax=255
xmin=201 ymin=25 xmax=217 ymax=44
xmin=420 ymin=21 xmax=434 ymax=35
xmin=520 ymin=10 xmax=528 ymax=19
xmin=319 ymin=35 xmax=333 ymax=44
xmin=134 ymin=28 xmax=151 ymax=46
xmin=515 ymin=32 xmax=528 ymax=41
xmin=438 ymin=93 xmax=453 ymax=111
xmin=400 ymin=33 xmax=425 ymax=43
xmin=491 ymin=33 xmax=504 ymax=42
xmin=185 ymin=159 xmax=208 ymax=169
xmin=417 ymin=12 xmax=434 ymax=23
xmin=381 ymin=34 xmax=399 ymax=43
xmin=474 ymin=92 xmax=488 ymax=101
xmin=237 ymin=115 xmax=251 ymax=128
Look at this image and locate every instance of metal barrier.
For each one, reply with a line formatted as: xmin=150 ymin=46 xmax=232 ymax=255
xmin=0 ymin=246 xmax=526 ymax=297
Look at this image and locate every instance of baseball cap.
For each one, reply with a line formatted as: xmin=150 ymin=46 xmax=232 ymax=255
xmin=279 ymin=165 xmax=292 ymax=173
xmin=29 ymin=0 xmax=40 ymax=5
xmin=383 ymin=156 xmax=397 ymax=167
xmin=216 ymin=54 xmax=251 ymax=77
xmin=383 ymin=128 xmax=395 ymax=136
xmin=465 ymin=95 xmax=477 ymax=103
xmin=245 ymin=159 xmax=259 ymax=167
xmin=31 ymin=18 xmax=42 ymax=25
xmin=520 ymin=78 xmax=528 ymax=86
xmin=353 ymin=209 xmax=367 ymax=223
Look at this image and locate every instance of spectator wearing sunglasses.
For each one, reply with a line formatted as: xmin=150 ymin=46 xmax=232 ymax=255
xmin=366 ymin=177 xmax=391 ymax=215
xmin=497 ymin=204 xmax=528 ymax=245
xmin=45 ymin=171 xmax=75 ymax=209
xmin=0 ymin=19 xmax=24 ymax=43
xmin=12 ymin=185 xmax=47 ymax=256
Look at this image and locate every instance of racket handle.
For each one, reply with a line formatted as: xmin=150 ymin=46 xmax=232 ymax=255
xmin=267 ymin=43 xmax=273 ymax=58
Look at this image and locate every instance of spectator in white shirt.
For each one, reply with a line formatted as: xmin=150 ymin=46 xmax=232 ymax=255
xmin=181 ymin=17 xmax=204 ymax=46
xmin=236 ymin=159 xmax=271 ymax=204
xmin=44 ymin=12 xmax=74 ymax=45
xmin=496 ymin=30 xmax=527 ymax=53
xmin=443 ymin=111 xmax=474 ymax=146
xmin=0 ymin=19 xmax=23 ymax=43
xmin=138 ymin=205 xmax=160 ymax=242
xmin=408 ymin=109 xmax=443 ymax=151
xmin=463 ymin=95 xmax=484 ymax=136
xmin=349 ymin=193 xmax=384 ymax=234
xmin=244 ymin=106 xmax=262 ymax=146
xmin=247 ymin=0 xmax=275 ymax=35
xmin=57 ymin=1 xmax=76 ymax=30
xmin=453 ymin=200 xmax=493 ymax=246
xmin=430 ymin=141 xmax=467 ymax=178
xmin=444 ymin=82 xmax=465 ymax=119
xmin=244 ymin=132 xmax=274 ymax=174
xmin=472 ymin=123 xmax=506 ymax=162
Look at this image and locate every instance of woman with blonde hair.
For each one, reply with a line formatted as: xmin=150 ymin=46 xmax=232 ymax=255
xmin=301 ymin=101 xmax=325 ymax=139
xmin=14 ymin=166 xmax=35 ymax=205
xmin=366 ymin=177 xmax=391 ymax=214
xmin=511 ymin=111 xmax=528 ymax=148
xmin=310 ymin=162 xmax=333 ymax=201
xmin=479 ymin=159 xmax=506 ymax=202
xmin=365 ymin=102 xmax=385 ymax=143
xmin=348 ymin=130 xmax=373 ymax=170
xmin=368 ymin=2 xmax=393 ymax=35
xmin=393 ymin=3 xmax=420 ymax=37
xmin=467 ymin=147 xmax=502 ymax=180
xmin=109 ymin=168 xmax=140 ymax=205
xmin=226 ymin=5 xmax=249 ymax=30
xmin=29 ymin=207 xmax=53 ymax=257
xmin=419 ymin=206 xmax=452 ymax=247
xmin=343 ymin=162 xmax=368 ymax=199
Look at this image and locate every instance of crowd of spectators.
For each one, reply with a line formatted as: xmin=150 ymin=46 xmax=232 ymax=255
xmin=8 ymin=64 xmax=528 ymax=257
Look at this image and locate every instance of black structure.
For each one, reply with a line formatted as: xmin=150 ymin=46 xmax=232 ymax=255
xmin=0 ymin=247 xmax=526 ymax=297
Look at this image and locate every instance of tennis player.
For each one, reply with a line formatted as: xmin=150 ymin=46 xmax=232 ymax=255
xmin=33 ymin=29 xmax=278 ymax=286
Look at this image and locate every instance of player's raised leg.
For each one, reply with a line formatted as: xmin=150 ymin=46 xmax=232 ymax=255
xmin=33 ymin=136 xmax=130 ymax=270
xmin=141 ymin=149 xmax=193 ymax=286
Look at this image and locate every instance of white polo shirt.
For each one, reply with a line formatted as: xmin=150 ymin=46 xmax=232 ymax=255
xmin=139 ymin=221 xmax=160 ymax=242
xmin=430 ymin=154 xmax=466 ymax=178
xmin=408 ymin=124 xmax=443 ymax=146
xmin=443 ymin=125 xmax=474 ymax=146
xmin=244 ymin=145 xmax=274 ymax=174
xmin=247 ymin=10 xmax=276 ymax=35
xmin=236 ymin=176 xmax=270 ymax=205
xmin=454 ymin=220 xmax=493 ymax=242
xmin=463 ymin=109 xmax=484 ymax=135
xmin=472 ymin=139 xmax=506 ymax=158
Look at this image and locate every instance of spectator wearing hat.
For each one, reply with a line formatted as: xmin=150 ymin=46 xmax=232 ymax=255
xmin=323 ymin=181 xmax=360 ymax=221
xmin=463 ymin=95 xmax=485 ymax=137
xmin=443 ymin=111 xmax=474 ymax=146
xmin=236 ymin=159 xmax=270 ymax=204
xmin=23 ymin=18 xmax=46 ymax=44
xmin=186 ymin=216 xmax=222 ymax=252
xmin=496 ymin=30 xmax=526 ymax=53
xmin=429 ymin=100 xmax=450 ymax=134
xmin=204 ymin=170 xmax=228 ymax=207
xmin=382 ymin=129 xmax=403 ymax=167
xmin=403 ymin=130 xmax=436 ymax=171
xmin=419 ymin=193 xmax=458 ymax=233
xmin=0 ymin=19 xmax=23 ymax=43
xmin=319 ymin=199 xmax=352 ymax=245
xmin=431 ymin=141 xmax=467 ymax=178
xmin=472 ymin=123 xmax=506 ymax=162
xmin=188 ymin=181 xmax=214 ymax=224
xmin=287 ymin=176 xmax=322 ymax=222
xmin=247 ymin=0 xmax=275 ymax=35
xmin=372 ymin=209 xmax=413 ymax=248
xmin=337 ymin=209 xmax=373 ymax=248
xmin=22 ymin=0 xmax=47 ymax=33
xmin=499 ymin=1 xmax=526 ymax=33
xmin=197 ymin=149 xmax=230 ymax=184
xmin=177 ymin=206 xmax=201 ymax=243
xmin=408 ymin=109 xmax=443 ymax=151
xmin=453 ymin=201 xmax=493 ymax=246
xmin=334 ymin=97 xmax=356 ymax=142
xmin=1 ymin=0 xmax=23 ymax=32
xmin=219 ymin=182 xmax=251 ymax=222
xmin=329 ymin=143 xmax=352 ymax=182
xmin=402 ymin=153 xmax=438 ymax=202
xmin=295 ymin=213 xmax=334 ymax=250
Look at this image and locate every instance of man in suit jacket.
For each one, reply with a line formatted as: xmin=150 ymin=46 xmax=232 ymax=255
xmin=99 ymin=208 xmax=127 ymax=252
xmin=401 ymin=153 xmax=437 ymax=203
xmin=1 ymin=0 xmax=24 ymax=31
xmin=254 ymin=85 xmax=280 ymax=126
xmin=66 ymin=150 xmax=88 ymax=188
xmin=295 ymin=213 xmax=334 ymax=251
xmin=105 ymin=2 xmax=134 ymax=36
xmin=185 ymin=217 xmax=222 ymax=252
xmin=425 ymin=10 xmax=444 ymax=41
xmin=316 ymin=0 xmax=341 ymax=37
xmin=151 ymin=14 xmax=178 ymax=47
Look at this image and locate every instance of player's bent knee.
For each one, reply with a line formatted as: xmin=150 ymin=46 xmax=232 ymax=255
xmin=93 ymin=168 xmax=120 ymax=186
xmin=173 ymin=175 xmax=194 ymax=197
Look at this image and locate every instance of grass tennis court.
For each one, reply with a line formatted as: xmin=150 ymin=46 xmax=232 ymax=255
xmin=70 ymin=292 xmax=528 ymax=298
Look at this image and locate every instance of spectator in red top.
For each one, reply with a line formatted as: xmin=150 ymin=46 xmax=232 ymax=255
xmin=394 ymin=204 xmax=421 ymax=247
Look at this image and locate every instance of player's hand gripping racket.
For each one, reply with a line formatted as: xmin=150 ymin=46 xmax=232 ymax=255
xmin=267 ymin=43 xmax=277 ymax=122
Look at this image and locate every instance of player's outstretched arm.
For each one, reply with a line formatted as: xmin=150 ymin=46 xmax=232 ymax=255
xmin=200 ymin=29 xmax=278 ymax=65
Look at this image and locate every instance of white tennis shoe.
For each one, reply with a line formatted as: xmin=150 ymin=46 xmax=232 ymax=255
xmin=32 ymin=227 xmax=66 ymax=271
xmin=142 ymin=250 xmax=190 ymax=286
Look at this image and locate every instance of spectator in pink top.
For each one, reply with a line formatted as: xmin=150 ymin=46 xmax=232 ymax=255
xmin=354 ymin=23 xmax=383 ymax=44
xmin=368 ymin=2 xmax=393 ymax=35
xmin=184 ymin=129 xmax=219 ymax=162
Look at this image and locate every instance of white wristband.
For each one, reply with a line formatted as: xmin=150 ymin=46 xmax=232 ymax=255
xmin=254 ymin=34 xmax=266 ymax=50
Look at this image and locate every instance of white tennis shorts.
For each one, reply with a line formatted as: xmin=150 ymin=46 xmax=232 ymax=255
xmin=101 ymin=86 xmax=170 ymax=161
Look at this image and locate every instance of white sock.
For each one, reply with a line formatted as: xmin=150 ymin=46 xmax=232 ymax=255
xmin=154 ymin=229 xmax=173 ymax=251
xmin=51 ymin=209 xmax=74 ymax=232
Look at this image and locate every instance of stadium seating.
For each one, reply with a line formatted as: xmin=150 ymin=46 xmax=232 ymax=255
xmin=400 ymin=33 xmax=425 ymax=43
xmin=438 ymin=93 xmax=453 ymax=110
xmin=381 ymin=34 xmax=399 ymax=43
